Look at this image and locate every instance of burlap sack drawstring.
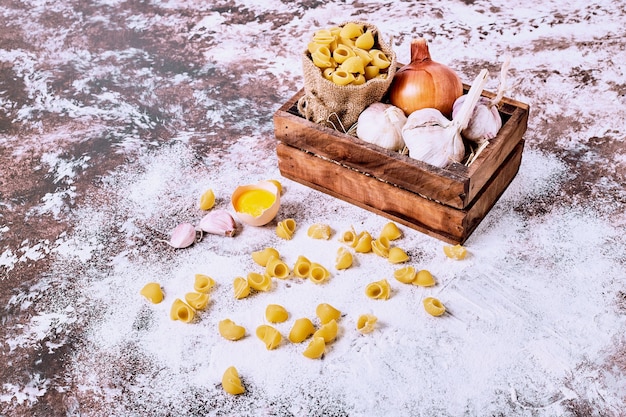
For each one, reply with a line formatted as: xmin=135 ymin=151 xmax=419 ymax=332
xmin=298 ymin=21 xmax=397 ymax=132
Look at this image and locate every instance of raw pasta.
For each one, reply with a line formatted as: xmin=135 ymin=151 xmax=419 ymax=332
xmin=251 ymin=247 xmax=280 ymax=267
xmin=379 ymin=221 xmax=402 ymax=241
xmin=276 ymin=218 xmax=296 ymax=240
xmin=354 ymin=231 xmax=373 ymax=253
xmin=256 ymin=325 xmax=282 ymax=350
xmin=335 ymin=247 xmax=353 ymax=270
xmin=303 ymin=336 xmax=326 ymax=359
xmin=265 ymin=304 xmax=289 ymax=323
xmin=289 ymin=318 xmax=316 ymax=343
xmin=308 ymin=263 xmax=330 ymax=284
xmin=339 ymin=226 xmax=358 ymax=247
xmin=233 ymin=277 xmax=251 ymax=299
xmin=247 ymin=272 xmax=272 ymax=291
xmin=394 ymin=266 xmax=416 ymax=284
xmin=184 ymin=292 xmax=209 ymax=310
xmin=388 ymin=247 xmax=409 ymax=264
xmin=365 ymin=279 xmax=391 ymax=300
xmin=307 ymin=223 xmax=332 ymax=240
xmin=293 ymin=255 xmax=312 ymax=278
xmin=266 ymin=257 xmax=290 ymax=279
xmin=222 ymin=366 xmax=245 ymax=395
xmin=219 ymin=319 xmax=246 ymax=341
xmin=193 ymin=274 xmax=215 ymax=293
xmin=170 ymin=298 xmax=195 ymax=323
xmin=371 ymin=236 xmax=390 ymax=258
xmin=443 ymin=244 xmax=468 ymax=260
xmin=414 ymin=269 xmax=436 ymax=287
xmin=316 ymin=303 xmax=341 ymax=324
xmin=356 ymin=314 xmax=378 ymax=334
xmin=313 ymin=319 xmax=338 ymax=343
xmin=423 ymin=297 xmax=446 ymax=316
xmin=140 ymin=282 xmax=164 ymax=304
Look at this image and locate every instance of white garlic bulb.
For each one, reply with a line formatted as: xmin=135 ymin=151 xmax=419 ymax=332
xmin=356 ymin=102 xmax=407 ymax=151
xmin=402 ymin=69 xmax=489 ymax=168
xmin=453 ymin=55 xmax=510 ymax=144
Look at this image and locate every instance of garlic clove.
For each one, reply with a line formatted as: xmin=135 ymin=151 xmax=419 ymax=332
xmin=197 ymin=209 xmax=237 ymax=237
xmin=168 ymin=223 xmax=197 ymax=248
xmin=356 ymin=102 xmax=407 ymax=151
xmin=453 ymin=96 xmax=502 ymax=143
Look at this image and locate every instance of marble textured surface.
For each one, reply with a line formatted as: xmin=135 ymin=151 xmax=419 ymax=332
xmin=1 ymin=1 xmax=625 ymax=416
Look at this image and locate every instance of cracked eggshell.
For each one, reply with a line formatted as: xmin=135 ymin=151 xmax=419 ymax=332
xmin=231 ymin=180 xmax=281 ymax=226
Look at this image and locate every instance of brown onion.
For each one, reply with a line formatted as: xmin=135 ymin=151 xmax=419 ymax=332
xmin=389 ymin=38 xmax=463 ymax=118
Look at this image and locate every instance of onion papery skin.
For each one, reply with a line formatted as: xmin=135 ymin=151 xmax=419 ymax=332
xmin=389 ymin=38 xmax=463 ymax=118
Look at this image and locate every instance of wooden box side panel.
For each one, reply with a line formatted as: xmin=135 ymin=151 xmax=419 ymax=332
xmin=276 ymin=141 xmax=524 ymax=244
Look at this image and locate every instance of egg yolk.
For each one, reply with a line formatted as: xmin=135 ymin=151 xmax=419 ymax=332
xmin=234 ymin=189 xmax=276 ymax=217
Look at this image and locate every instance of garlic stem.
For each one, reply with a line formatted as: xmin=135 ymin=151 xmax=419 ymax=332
xmin=453 ymin=69 xmax=489 ymax=131
xmin=489 ymin=55 xmax=511 ymax=107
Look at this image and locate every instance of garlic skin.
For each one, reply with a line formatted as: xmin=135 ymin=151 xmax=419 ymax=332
xmin=452 ymin=96 xmax=502 ymax=144
xmin=168 ymin=223 xmax=197 ymax=248
xmin=356 ymin=102 xmax=407 ymax=151
xmin=402 ymin=108 xmax=464 ymax=168
xmin=197 ymin=209 xmax=237 ymax=237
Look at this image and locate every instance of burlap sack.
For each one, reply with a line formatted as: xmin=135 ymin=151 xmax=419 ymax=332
xmin=297 ymin=21 xmax=397 ymax=132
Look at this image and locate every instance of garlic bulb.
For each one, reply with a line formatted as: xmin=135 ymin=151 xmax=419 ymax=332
xmin=403 ymin=69 xmax=489 ymax=168
xmin=453 ymin=55 xmax=511 ymax=144
xmin=356 ymin=102 xmax=407 ymax=151
xmin=197 ymin=209 xmax=237 ymax=237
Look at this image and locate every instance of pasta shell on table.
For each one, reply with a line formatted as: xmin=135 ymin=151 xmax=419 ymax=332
xmin=276 ymin=218 xmax=297 ymax=240
xmin=184 ymin=292 xmax=209 ymax=310
xmin=335 ymin=247 xmax=353 ymax=270
xmin=316 ymin=303 xmax=341 ymax=324
xmin=388 ymin=247 xmax=409 ymax=264
xmin=313 ymin=319 xmax=338 ymax=343
xmin=247 ymin=272 xmax=272 ymax=292
xmin=379 ymin=221 xmax=402 ymax=241
xmin=256 ymin=325 xmax=282 ymax=350
xmin=193 ymin=274 xmax=215 ymax=293
xmin=265 ymin=304 xmax=289 ymax=323
xmin=356 ymin=314 xmax=378 ymax=334
xmin=251 ymin=247 xmax=280 ymax=267
xmin=293 ymin=255 xmax=312 ymax=278
xmin=289 ymin=318 xmax=316 ymax=343
xmin=303 ymin=336 xmax=326 ymax=359
xmin=218 ymin=319 xmax=246 ymax=341
xmin=414 ymin=269 xmax=436 ymax=287
xmin=222 ymin=366 xmax=245 ymax=395
xmin=307 ymin=223 xmax=332 ymax=240
xmin=265 ymin=256 xmax=290 ymax=279
xmin=354 ymin=231 xmax=373 ymax=253
xmin=393 ymin=266 xmax=417 ymax=284
xmin=365 ymin=279 xmax=391 ymax=300
xmin=170 ymin=299 xmax=195 ymax=323
xmin=140 ymin=282 xmax=164 ymax=304
xmin=233 ymin=277 xmax=251 ymax=299
xmin=308 ymin=263 xmax=331 ymax=284
xmin=423 ymin=297 xmax=446 ymax=317
xmin=371 ymin=236 xmax=390 ymax=258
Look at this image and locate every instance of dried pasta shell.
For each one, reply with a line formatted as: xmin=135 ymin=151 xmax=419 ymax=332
xmin=266 ymin=304 xmax=289 ymax=323
xmin=289 ymin=318 xmax=316 ymax=343
xmin=184 ymin=292 xmax=209 ymax=310
xmin=339 ymin=226 xmax=358 ymax=247
xmin=311 ymin=45 xmax=333 ymax=68
xmin=333 ymin=44 xmax=355 ymax=64
xmin=247 ymin=272 xmax=272 ymax=291
xmin=193 ymin=274 xmax=215 ymax=293
xmin=341 ymin=56 xmax=365 ymax=74
xmin=233 ymin=276 xmax=250 ymax=299
xmin=355 ymin=30 xmax=374 ymax=50
xmin=293 ymin=255 xmax=312 ymax=278
xmin=394 ymin=266 xmax=417 ymax=284
xmin=332 ymin=69 xmax=355 ymax=86
xmin=313 ymin=319 xmax=338 ymax=343
xmin=370 ymin=49 xmax=391 ymax=69
xmin=356 ymin=314 xmax=378 ymax=334
xmin=276 ymin=218 xmax=296 ymax=240
xmin=388 ymin=247 xmax=409 ymax=264
xmin=365 ymin=279 xmax=391 ymax=300
xmin=252 ymin=247 xmax=280 ymax=267
xmin=256 ymin=324 xmax=282 ymax=350
xmin=199 ymin=188 xmax=215 ymax=210
xmin=170 ymin=298 xmax=195 ymax=323
xmin=352 ymin=73 xmax=366 ymax=85
xmin=140 ymin=282 xmax=164 ymax=304
xmin=303 ymin=336 xmax=326 ymax=359
xmin=335 ymin=247 xmax=353 ymax=270
xmin=222 ymin=366 xmax=245 ymax=395
xmin=414 ymin=269 xmax=436 ymax=287
xmin=339 ymin=22 xmax=363 ymax=40
xmin=353 ymin=47 xmax=373 ymax=66
xmin=371 ymin=236 xmax=390 ymax=258
xmin=307 ymin=223 xmax=332 ymax=240
xmin=219 ymin=319 xmax=246 ymax=341
xmin=380 ymin=221 xmax=402 ymax=241
xmin=316 ymin=303 xmax=341 ymax=324
xmin=443 ymin=244 xmax=468 ymax=260
xmin=266 ymin=256 xmax=290 ymax=279
xmin=364 ymin=65 xmax=379 ymax=80
xmin=309 ymin=262 xmax=331 ymax=284
xmin=312 ymin=29 xmax=335 ymax=45
xmin=423 ymin=297 xmax=446 ymax=317
xmin=354 ymin=231 xmax=373 ymax=253
xmin=323 ymin=67 xmax=334 ymax=80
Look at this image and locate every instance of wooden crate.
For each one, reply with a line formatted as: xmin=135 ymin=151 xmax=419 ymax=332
xmin=273 ymin=88 xmax=530 ymax=244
